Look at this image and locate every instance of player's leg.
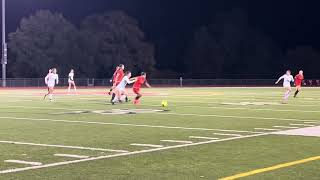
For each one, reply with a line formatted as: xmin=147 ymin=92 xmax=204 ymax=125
xmin=294 ymin=85 xmax=301 ymax=98
xmin=133 ymin=88 xmax=142 ymax=105
xmin=46 ymin=87 xmax=54 ymax=101
xmin=68 ymin=81 xmax=71 ymax=93
xmin=108 ymin=81 xmax=115 ymax=95
xmin=72 ymin=81 xmax=77 ymax=92
xmin=112 ymin=89 xmax=121 ymax=104
xmin=283 ymin=86 xmax=291 ymax=102
xmin=43 ymin=87 xmax=50 ymax=100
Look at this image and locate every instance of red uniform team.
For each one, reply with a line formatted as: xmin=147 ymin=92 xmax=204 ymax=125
xmin=109 ymin=64 xmax=151 ymax=105
xmin=294 ymin=70 xmax=304 ymax=98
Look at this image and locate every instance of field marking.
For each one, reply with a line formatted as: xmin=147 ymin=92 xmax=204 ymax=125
xmin=189 ymin=136 xmax=219 ymax=140
xmin=303 ymin=122 xmax=320 ymax=124
xmin=213 ymin=133 xmax=242 ymax=137
xmin=289 ymin=124 xmax=315 ymax=127
xmin=4 ymin=101 xmax=320 ymax=115
xmin=219 ymin=156 xmax=320 ymax=180
xmin=0 ymin=133 xmax=270 ymax=174
xmin=160 ymin=140 xmax=193 ymax=144
xmin=160 ymin=112 xmax=320 ymax=123
xmin=273 ymin=126 xmax=299 ymax=129
xmin=0 ymin=140 xmax=128 ymax=153
xmin=130 ymin=143 xmax=164 ymax=148
xmin=254 ymin=128 xmax=281 ymax=131
xmin=54 ymin=154 xmax=89 ymax=159
xmin=4 ymin=160 xmax=42 ymax=166
xmin=0 ymin=116 xmax=262 ymax=134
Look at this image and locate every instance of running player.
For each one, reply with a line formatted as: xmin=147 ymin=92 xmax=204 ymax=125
xmin=68 ymin=69 xmax=77 ymax=93
xmin=112 ymin=71 xmax=135 ymax=105
xmin=294 ymin=70 xmax=304 ymax=98
xmin=275 ymin=70 xmax=294 ymax=103
xmin=109 ymin=64 xmax=125 ymax=101
xmin=132 ymin=72 xmax=151 ymax=105
xmin=44 ymin=68 xmax=59 ymax=101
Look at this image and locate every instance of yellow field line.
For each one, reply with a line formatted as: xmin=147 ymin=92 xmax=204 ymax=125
xmin=220 ymin=156 xmax=320 ymax=180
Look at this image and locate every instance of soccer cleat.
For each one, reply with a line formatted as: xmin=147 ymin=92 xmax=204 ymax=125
xmin=133 ymin=100 xmax=140 ymax=105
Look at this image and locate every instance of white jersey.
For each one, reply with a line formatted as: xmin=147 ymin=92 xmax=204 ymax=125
xmin=68 ymin=72 xmax=74 ymax=81
xmin=45 ymin=73 xmax=59 ymax=87
xmin=278 ymin=74 xmax=294 ymax=87
xmin=116 ymin=76 xmax=134 ymax=90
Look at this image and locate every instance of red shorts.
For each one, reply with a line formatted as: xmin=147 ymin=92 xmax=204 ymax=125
xmin=133 ymin=88 xmax=141 ymax=94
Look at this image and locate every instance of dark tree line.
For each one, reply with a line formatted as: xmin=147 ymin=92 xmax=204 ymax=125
xmin=8 ymin=10 xmax=155 ymax=78
xmin=6 ymin=8 xmax=320 ymax=79
xmin=184 ymin=8 xmax=320 ymax=78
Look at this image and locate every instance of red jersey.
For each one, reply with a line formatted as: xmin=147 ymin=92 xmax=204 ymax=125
xmin=294 ymin=74 xmax=304 ymax=86
xmin=113 ymin=69 xmax=124 ymax=83
xmin=133 ymin=76 xmax=146 ymax=89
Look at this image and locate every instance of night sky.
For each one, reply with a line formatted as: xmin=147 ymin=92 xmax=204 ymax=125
xmin=3 ymin=0 xmax=320 ymax=77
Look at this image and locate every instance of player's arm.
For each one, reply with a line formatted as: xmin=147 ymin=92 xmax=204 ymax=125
xmin=127 ymin=77 xmax=137 ymax=84
xmin=145 ymin=81 xmax=151 ymax=88
xmin=45 ymin=75 xmax=49 ymax=85
xmin=275 ymin=75 xmax=284 ymax=84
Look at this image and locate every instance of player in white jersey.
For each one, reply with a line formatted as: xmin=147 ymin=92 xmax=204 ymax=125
xmin=68 ymin=69 xmax=77 ymax=93
xmin=44 ymin=68 xmax=59 ymax=101
xmin=275 ymin=70 xmax=294 ymax=103
xmin=112 ymin=71 xmax=135 ymax=105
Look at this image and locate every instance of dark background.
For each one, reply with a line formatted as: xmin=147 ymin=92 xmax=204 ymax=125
xmin=2 ymin=0 xmax=320 ymax=78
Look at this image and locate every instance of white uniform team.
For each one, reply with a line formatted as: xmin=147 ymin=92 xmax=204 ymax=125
xmin=44 ymin=68 xmax=59 ymax=101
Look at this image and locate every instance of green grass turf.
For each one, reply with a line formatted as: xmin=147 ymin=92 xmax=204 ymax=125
xmin=0 ymin=87 xmax=319 ymax=180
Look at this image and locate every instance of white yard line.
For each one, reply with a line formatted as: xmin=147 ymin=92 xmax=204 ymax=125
xmin=189 ymin=136 xmax=219 ymax=140
xmin=0 ymin=116 xmax=262 ymax=134
xmin=0 ymin=140 xmax=128 ymax=153
xmin=4 ymin=160 xmax=42 ymax=166
xmin=273 ymin=126 xmax=299 ymax=129
xmin=0 ymin=133 xmax=270 ymax=174
xmin=4 ymin=102 xmax=320 ymax=114
xmin=160 ymin=140 xmax=193 ymax=144
xmin=254 ymin=128 xmax=281 ymax=131
xmin=303 ymin=122 xmax=320 ymax=124
xmin=54 ymin=154 xmax=89 ymax=159
xmin=289 ymin=124 xmax=315 ymax=127
xmin=130 ymin=143 xmax=164 ymax=148
xmin=160 ymin=112 xmax=320 ymax=123
xmin=213 ymin=133 xmax=242 ymax=137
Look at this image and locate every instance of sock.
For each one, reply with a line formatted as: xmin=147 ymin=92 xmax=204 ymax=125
xmin=111 ymin=93 xmax=116 ymax=101
xmin=125 ymin=96 xmax=128 ymax=102
xmin=135 ymin=94 xmax=142 ymax=101
xmin=294 ymin=90 xmax=299 ymax=97
xmin=49 ymin=94 xmax=53 ymax=100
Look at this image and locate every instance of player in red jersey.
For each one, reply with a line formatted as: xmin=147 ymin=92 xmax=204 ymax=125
xmin=132 ymin=72 xmax=151 ymax=105
xmin=294 ymin=70 xmax=304 ymax=98
xmin=108 ymin=64 xmax=125 ymax=101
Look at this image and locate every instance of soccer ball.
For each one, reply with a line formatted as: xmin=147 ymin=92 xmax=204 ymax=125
xmin=161 ymin=100 xmax=168 ymax=107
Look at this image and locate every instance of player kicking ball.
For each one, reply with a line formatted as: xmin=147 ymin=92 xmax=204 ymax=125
xmin=44 ymin=68 xmax=59 ymax=101
xmin=294 ymin=70 xmax=304 ymax=98
xmin=112 ymin=71 xmax=135 ymax=105
xmin=275 ymin=70 xmax=294 ymax=104
xmin=132 ymin=72 xmax=151 ymax=105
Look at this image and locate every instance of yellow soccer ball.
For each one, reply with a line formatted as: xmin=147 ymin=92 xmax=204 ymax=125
xmin=161 ymin=100 xmax=168 ymax=107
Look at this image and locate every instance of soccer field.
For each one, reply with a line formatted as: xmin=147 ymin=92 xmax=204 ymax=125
xmin=0 ymin=87 xmax=319 ymax=180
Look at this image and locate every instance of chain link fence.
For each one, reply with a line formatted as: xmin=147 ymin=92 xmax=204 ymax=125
xmin=2 ymin=78 xmax=320 ymax=87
